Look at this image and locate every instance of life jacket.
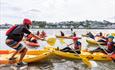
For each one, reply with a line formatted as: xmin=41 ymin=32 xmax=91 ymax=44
xmin=107 ymin=42 xmax=115 ymax=50
xmin=6 ymin=25 xmax=18 ymax=36
xmin=74 ymin=41 xmax=81 ymax=49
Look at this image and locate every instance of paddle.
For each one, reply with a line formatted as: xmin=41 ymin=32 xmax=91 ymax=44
xmin=45 ymin=36 xmax=56 ymax=46
xmin=68 ymin=45 xmax=93 ymax=68
xmin=61 ymin=41 xmax=96 ymax=68
xmin=23 ymin=36 xmax=56 ymax=46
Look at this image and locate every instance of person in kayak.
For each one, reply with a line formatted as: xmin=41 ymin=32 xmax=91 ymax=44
xmin=83 ymin=32 xmax=95 ymax=39
xmin=39 ymin=30 xmax=47 ymax=38
xmin=5 ymin=18 xmax=43 ymax=66
xmin=70 ymin=32 xmax=76 ymax=37
xmin=60 ymin=31 xmax=65 ymax=36
xmin=87 ymin=32 xmax=95 ymax=39
xmin=60 ymin=37 xmax=81 ymax=54
xmin=96 ymin=32 xmax=107 ymax=45
xmin=90 ymin=36 xmax=115 ymax=54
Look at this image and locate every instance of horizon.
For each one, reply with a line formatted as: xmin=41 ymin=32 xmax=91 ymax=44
xmin=0 ymin=0 xmax=115 ymax=24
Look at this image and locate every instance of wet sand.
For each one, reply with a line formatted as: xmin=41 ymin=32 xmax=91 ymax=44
xmin=0 ymin=59 xmax=115 ymax=70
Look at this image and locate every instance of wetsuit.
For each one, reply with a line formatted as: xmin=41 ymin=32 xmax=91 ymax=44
xmin=87 ymin=32 xmax=95 ymax=39
xmin=60 ymin=41 xmax=81 ymax=54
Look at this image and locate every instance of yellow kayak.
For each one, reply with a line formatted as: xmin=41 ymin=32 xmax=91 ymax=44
xmin=0 ymin=50 xmax=48 ymax=55
xmin=0 ymin=48 xmax=53 ymax=64
xmin=86 ymin=38 xmax=98 ymax=45
xmin=111 ymin=33 xmax=115 ymax=36
xmin=53 ymin=49 xmax=113 ymax=61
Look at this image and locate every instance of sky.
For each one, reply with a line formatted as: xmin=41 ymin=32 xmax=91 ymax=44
xmin=0 ymin=0 xmax=115 ymax=24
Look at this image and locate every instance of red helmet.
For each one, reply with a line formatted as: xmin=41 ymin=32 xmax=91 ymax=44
xmin=72 ymin=37 xmax=78 ymax=41
xmin=23 ymin=18 xmax=32 ymax=25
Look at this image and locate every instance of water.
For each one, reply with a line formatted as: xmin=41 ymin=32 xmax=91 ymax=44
xmin=0 ymin=29 xmax=115 ymax=70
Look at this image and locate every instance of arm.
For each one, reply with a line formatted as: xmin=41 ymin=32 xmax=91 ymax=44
xmin=67 ymin=43 xmax=74 ymax=46
xmin=23 ymin=28 xmax=44 ymax=40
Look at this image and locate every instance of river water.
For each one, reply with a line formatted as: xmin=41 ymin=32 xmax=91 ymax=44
xmin=0 ymin=29 xmax=115 ymax=70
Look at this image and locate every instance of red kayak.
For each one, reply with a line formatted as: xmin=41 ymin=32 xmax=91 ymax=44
xmin=24 ymin=41 xmax=40 ymax=47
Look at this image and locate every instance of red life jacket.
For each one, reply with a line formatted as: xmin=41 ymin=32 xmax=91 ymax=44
xmin=6 ymin=25 xmax=18 ymax=36
xmin=107 ymin=42 xmax=114 ymax=50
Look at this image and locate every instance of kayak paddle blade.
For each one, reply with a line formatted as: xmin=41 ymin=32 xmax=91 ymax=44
xmin=46 ymin=37 xmax=56 ymax=46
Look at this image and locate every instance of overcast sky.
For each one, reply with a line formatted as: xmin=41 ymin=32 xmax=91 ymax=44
xmin=0 ymin=0 xmax=115 ymax=24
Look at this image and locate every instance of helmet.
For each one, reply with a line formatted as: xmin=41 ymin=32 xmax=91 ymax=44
xmin=72 ymin=37 xmax=78 ymax=41
xmin=108 ymin=36 xmax=114 ymax=39
xmin=23 ymin=18 xmax=32 ymax=25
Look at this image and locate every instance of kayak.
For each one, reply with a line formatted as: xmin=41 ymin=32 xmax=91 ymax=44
xmin=24 ymin=41 xmax=39 ymax=47
xmin=0 ymin=50 xmax=48 ymax=55
xmin=0 ymin=47 xmax=53 ymax=64
xmin=111 ymin=33 xmax=115 ymax=36
xmin=86 ymin=38 xmax=107 ymax=46
xmin=53 ymin=49 xmax=114 ymax=61
xmin=56 ymin=35 xmax=72 ymax=38
xmin=0 ymin=52 xmax=51 ymax=64
xmin=86 ymin=38 xmax=98 ymax=45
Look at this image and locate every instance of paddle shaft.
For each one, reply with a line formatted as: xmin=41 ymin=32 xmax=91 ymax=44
xmin=67 ymin=45 xmax=92 ymax=67
xmin=96 ymin=42 xmax=114 ymax=55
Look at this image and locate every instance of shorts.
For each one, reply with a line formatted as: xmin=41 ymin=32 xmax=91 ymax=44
xmin=6 ymin=40 xmax=23 ymax=51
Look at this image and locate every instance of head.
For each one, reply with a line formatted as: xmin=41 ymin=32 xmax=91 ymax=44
xmin=72 ymin=37 xmax=78 ymax=42
xmin=23 ymin=18 xmax=32 ymax=29
xmin=108 ymin=36 xmax=114 ymax=42
xmin=73 ymin=32 xmax=76 ymax=37
xmin=41 ymin=31 xmax=46 ymax=36
xmin=99 ymin=32 xmax=102 ymax=36
xmin=37 ymin=31 xmax=40 ymax=35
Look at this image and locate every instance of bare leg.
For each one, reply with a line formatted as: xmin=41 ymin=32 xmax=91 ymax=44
xmin=10 ymin=51 xmax=18 ymax=58
xmin=10 ymin=43 xmax=20 ymax=59
xmin=19 ymin=48 xmax=27 ymax=63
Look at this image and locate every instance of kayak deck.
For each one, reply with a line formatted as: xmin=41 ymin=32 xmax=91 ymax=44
xmin=0 ymin=47 xmax=53 ymax=64
xmin=53 ymin=49 xmax=113 ymax=61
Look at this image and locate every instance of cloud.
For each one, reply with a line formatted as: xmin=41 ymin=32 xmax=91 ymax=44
xmin=0 ymin=0 xmax=115 ymax=24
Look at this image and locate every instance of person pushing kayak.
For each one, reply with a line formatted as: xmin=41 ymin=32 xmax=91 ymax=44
xmin=60 ymin=37 xmax=81 ymax=54
xmin=5 ymin=18 xmax=43 ymax=66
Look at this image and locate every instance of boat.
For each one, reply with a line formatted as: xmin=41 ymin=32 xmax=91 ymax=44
xmin=0 ymin=48 xmax=53 ymax=64
xmin=0 ymin=49 xmax=49 ymax=55
xmin=53 ymin=49 xmax=114 ymax=61
xmin=86 ymin=38 xmax=98 ymax=45
xmin=111 ymin=33 xmax=115 ymax=36
xmin=86 ymin=38 xmax=107 ymax=46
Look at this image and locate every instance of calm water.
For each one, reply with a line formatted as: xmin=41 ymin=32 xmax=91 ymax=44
xmin=0 ymin=29 xmax=115 ymax=70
